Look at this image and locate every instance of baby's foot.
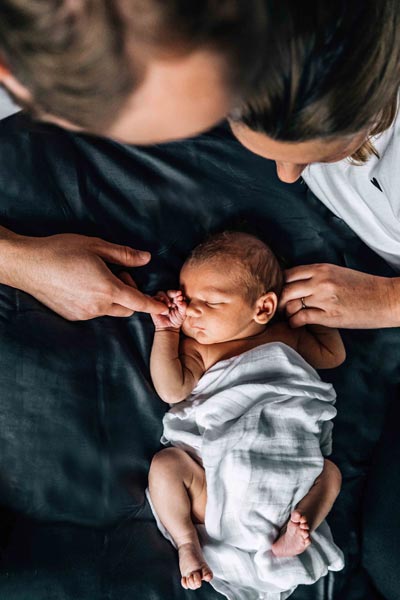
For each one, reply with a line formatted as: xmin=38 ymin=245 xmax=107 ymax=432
xmin=178 ymin=541 xmax=213 ymax=590
xmin=271 ymin=510 xmax=311 ymax=558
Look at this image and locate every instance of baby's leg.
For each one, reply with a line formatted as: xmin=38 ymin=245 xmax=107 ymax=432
xmin=272 ymin=459 xmax=342 ymax=558
xmin=148 ymin=447 xmax=212 ymax=590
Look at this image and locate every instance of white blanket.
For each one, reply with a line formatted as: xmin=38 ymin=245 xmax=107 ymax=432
xmin=147 ymin=342 xmax=344 ymax=599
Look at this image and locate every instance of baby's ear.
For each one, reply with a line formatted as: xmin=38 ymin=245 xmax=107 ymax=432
xmin=253 ymin=292 xmax=278 ymax=324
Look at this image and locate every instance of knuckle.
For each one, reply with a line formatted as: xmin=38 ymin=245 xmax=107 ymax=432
xmin=296 ymin=310 xmax=309 ymax=326
xmin=89 ymin=237 xmax=103 ymax=249
xmin=121 ymin=245 xmax=134 ymax=263
xmin=77 ymin=311 xmax=93 ymax=321
xmin=328 ymin=307 xmax=341 ymax=318
xmin=91 ymin=300 xmax=107 ymax=316
xmin=315 ymin=263 xmax=327 ymax=272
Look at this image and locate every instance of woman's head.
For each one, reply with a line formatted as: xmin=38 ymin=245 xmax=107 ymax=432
xmin=230 ymin=1 xmax=400 ymax=182
xmin=0 ymin=0 xmax=267 ymax=143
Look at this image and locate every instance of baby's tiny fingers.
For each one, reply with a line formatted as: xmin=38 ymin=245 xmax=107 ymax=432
xmin=166 ymin=289 xmax=182 ymax=299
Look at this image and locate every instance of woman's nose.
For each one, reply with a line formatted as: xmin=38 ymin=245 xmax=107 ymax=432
xmin=275 ymin=161 xmax=307 ymax=183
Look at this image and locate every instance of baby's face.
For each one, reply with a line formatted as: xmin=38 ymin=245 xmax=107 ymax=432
xmin=179 ymin=261 xmax=258 ymax=345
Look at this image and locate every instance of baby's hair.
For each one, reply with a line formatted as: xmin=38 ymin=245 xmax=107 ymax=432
xmin=186 ymin=231 xmax=284 ymax=305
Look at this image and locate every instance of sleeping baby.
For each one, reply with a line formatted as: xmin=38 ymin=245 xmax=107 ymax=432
xmin=147 ymin=231 xmax=345 ymax=600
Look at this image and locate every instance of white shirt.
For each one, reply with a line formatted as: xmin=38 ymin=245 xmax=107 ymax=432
xmin=302 ymin=109 xmax=400 ymax=272
xmin=0 ymin=86 xmax=19 ymax=120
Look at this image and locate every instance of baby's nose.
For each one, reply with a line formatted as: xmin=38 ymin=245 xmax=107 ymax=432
xmin=186 ymin=302 xmax=201 ymax=317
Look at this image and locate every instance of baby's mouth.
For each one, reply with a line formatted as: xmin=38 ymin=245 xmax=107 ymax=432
xmin=186 ymin=319 xmax=205 ymax=331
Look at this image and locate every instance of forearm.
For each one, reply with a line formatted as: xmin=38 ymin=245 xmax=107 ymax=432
xmin=385 ymin=277 xmax=400 ymax=327
xmin=150 ymin=330 xmax=195 ymax=403
xmin=0 ymin=225 xmax=26 ymax=288
xmin=357 ymin=274 xmax=400 ymax=328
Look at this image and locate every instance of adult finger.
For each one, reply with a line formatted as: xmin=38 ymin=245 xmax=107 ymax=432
xmin=106 ymin=304 xmax=135 ymax=318
xmin=284 ymin=265 xmax=316 ymax=283
xmin=279 ymin=279 xmax=316 ymax=308
xmin=116 ymin=284 xmax=166 ymax=314
xmin=118 ymin=271 xmax=138 ymax=288
xmin=93 ymin=240 xmax=152 ymax=267
xmin=288 ymin=307 xmax=327 ymax=328
xmin=154 ymin=291 xmax=171 ymax=305
xmin=285 ymin=295 xmax=319 ymax=316
xmin=166 ymin=290 xmax=182 ymax=298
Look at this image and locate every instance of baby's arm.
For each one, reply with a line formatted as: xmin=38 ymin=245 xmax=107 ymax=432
xmin=150 ymin=291 xmax=206 ymax=404
xmin=295 ymin=324 xmax=346 ymax=369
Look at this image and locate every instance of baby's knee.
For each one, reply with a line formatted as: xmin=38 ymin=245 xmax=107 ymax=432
xmin=149 ymin=447 xmax=186 ymax=478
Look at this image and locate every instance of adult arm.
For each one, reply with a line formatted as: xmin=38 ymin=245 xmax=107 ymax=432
xmin=0 ymin=226 xmax=165 ymax=320
xmin=280 ymin=263 xmax=400 ymax=329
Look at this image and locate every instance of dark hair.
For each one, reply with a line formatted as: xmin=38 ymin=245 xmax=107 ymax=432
xmin=232 ymin=1 xmax=400 ymax=163
xmin=186 ymin=231 xmax=284 ymax=304
xmin=0 ymin=0 xmax=267 ymax=131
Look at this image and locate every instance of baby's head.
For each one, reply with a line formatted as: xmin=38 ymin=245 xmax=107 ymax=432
xmin=180 ymin=231 xmax=284 ymax=344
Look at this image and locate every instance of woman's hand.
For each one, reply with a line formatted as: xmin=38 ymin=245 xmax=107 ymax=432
xmin=151 ymin=290 xmax=187 ymax=331
xmin=279 ymin=263 xmax=400 ymax=329
xmin=0 ymin=230 xmax=166 ymax=320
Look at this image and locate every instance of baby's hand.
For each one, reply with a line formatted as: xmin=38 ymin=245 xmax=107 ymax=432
xmin=151 ymin=290 xmax=187 ymax=331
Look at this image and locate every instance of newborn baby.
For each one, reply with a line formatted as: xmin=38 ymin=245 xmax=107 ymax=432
xmin=147 ymin=231 xmax=345 ymax=599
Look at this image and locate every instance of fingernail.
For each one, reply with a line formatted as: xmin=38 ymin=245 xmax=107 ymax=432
xmin=138 ymin=251 xmax=150 ymax=260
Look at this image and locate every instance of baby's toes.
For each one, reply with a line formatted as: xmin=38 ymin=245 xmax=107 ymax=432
xmin=291 ymin=510 xmax=302 ymax=524
xmin=181 ymin=576 xmax=188 ymax=590
xmin=188 ymin=571 xmax=202 ymax=589
xmin=202 ymin=566 xmax=213 ymax=582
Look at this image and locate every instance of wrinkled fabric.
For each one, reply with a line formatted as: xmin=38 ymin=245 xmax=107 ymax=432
xmin=150 ymin=343 xmax=344 ymax=599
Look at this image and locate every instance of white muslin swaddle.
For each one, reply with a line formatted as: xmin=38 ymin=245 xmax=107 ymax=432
xmin=147 ymin=341 xmax=344 ymax=600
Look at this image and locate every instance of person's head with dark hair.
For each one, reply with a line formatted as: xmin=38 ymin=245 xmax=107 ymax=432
xmin=179 ymin=231 xmax=283 ymax=344
xmin=230 ymin=0 xmax=400 ymax=182
xmin=0 ymin=0 xmax=267 ymax=143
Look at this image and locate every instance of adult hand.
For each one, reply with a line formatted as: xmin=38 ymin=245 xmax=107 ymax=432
xmin=279 ymin=263 xmax=399 ymax=329
xmin=4 ymin=233 xmax=166 ymax=320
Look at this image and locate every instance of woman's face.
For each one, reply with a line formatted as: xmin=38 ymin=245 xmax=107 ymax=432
xmin=230 ymin=122 xmax=368 ymax=183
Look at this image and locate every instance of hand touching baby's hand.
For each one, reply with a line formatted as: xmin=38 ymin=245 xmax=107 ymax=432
xmin=151 ymin=290 xmax=187 ymax=331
